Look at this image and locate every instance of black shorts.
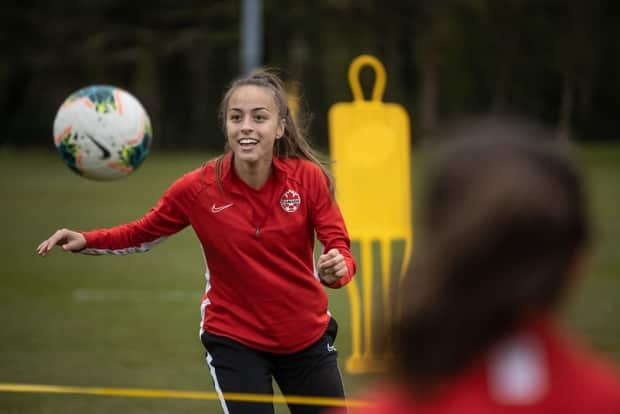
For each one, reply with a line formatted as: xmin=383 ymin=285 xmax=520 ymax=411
xmin=201 ymin=318 xmax=345 ymax=414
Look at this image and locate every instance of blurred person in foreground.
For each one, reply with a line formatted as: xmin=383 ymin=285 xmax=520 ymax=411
xmin=341 ymin=119 xmax=620 ymax=413
xmin=37 ymin=69 xmax=356 ymax=414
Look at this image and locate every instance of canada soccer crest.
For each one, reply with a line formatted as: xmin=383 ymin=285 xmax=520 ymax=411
xmin=280 ymin=189 xmax=301 ymax=213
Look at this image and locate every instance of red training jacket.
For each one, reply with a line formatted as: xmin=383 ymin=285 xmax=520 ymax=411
xmin=342 ymin=318 xmax=620 ymax=414
xmin=81 ymin=153 xmax=356 ymax=353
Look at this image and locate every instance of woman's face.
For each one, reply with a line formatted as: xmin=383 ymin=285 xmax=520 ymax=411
xmin=225 ymin=85 xmax=284 ymax=167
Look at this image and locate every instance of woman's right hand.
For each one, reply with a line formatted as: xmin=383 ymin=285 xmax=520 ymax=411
xmin=37 ymin=228 xmax=86 ymax=257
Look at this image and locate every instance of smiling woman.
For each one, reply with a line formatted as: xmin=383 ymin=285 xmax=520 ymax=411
xmin=223 ymin=84 xmax=285 ymax=186
xmin=36 ymin=68 xmax=357 ymax=414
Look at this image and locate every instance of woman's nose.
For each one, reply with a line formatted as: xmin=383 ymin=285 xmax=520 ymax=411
xmin=241 ymin=116 xmax=253 ymax=132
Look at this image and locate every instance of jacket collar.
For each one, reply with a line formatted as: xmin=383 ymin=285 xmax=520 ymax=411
xmin=221 ymin=151 xmax=289 ymax=193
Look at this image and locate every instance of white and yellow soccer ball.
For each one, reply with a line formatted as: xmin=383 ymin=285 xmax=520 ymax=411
xmin=53 ymin=85 xmax=152 ymax=180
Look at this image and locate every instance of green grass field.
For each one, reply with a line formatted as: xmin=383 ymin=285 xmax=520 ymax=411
xmin=0 ymin=144 xmax=619 ymax=413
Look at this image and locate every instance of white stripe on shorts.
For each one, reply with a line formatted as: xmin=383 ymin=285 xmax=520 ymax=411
xmin=206 ymin=352 xmax=230 ymax=414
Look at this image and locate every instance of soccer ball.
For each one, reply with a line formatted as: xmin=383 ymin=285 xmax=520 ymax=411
xmin=53 ymin=85 xmax=152 ymax=180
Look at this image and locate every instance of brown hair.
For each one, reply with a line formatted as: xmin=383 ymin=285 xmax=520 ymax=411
xmin=214 ymin=68 xmax=333 ymax=194
xmin=393 ymin=119 xmax=590 ymax=395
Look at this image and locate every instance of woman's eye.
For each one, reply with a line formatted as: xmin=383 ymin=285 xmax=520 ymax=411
xmin=229 ymin=114 xmax=241 ymax=122
xmin=254 ymin=115 xmax=265 ymax=122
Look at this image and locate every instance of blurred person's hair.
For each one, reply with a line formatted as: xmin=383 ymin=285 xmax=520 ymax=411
xmin=214 ymin=68 xmax=333 ymax=194
xmin=392 ymin=118 xmax=590 ymax=395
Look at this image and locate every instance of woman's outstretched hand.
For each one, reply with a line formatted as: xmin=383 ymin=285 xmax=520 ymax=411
xmin=37 ymin=228 xmax=86 ymax=257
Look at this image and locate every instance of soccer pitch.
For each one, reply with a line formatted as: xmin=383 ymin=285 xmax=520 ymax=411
xmin=0 ymin=145 xmax=619 ymax=413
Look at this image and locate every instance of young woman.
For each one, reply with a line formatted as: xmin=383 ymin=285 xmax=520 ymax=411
xmin=344 ymin=120 xmax=620 ymax=413
xmin=37 ymin=70 xmax=356 ymax=414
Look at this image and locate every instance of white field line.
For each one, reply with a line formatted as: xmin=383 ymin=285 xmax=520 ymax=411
xmin=72 ymin=288 xmax=198 ymax=302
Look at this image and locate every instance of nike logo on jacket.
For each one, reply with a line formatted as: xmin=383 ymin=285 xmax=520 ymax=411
xmin=211 ymin=203 xmax=234 ymax=213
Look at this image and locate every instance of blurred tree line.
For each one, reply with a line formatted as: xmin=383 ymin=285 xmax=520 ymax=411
xmin=1 ymin=0 xmax=619 ymax=151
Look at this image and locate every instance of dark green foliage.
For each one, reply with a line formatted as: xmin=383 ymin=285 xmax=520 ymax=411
xmin=1 ymin=1 xmax=619 ymax=150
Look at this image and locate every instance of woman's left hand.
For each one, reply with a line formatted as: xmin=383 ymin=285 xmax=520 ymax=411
xmin=317 ymin=248 xmax=348 ymax=285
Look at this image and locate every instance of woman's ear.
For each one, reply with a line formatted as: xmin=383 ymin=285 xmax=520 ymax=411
xmin=567 ymin=248 xmax=590 ymax=284
xmin=559 ymin=248 xmax=591 ymax=308
xmin=276 ymin=118 xmax=286 ymax=139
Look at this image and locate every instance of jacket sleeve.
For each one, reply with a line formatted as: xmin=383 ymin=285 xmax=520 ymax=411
xmin=80 ymin=174 xmax=194 ymax=255
xmin=310 ymin=167 xmax=356 ymax=288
